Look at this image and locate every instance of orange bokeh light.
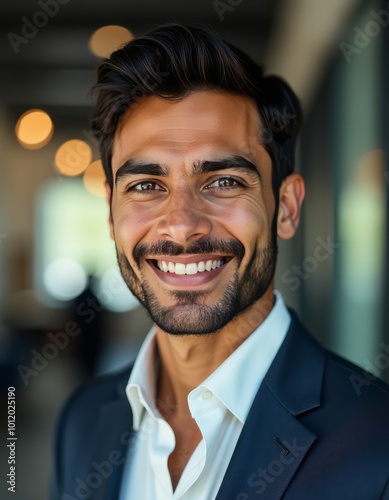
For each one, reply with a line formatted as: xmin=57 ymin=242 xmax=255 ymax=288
xmin=83 ymin=160 xmax=106 ymax=196
xmin=15 ymin=109 xmax=53 ymax=149
xmin=88 ymin=25 xmax=133 ymax=58
xmin=55 ymin=140 xmax=93 ymax=177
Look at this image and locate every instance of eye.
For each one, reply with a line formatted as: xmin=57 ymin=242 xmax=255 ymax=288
xmin=205 ymin=177 xmax=242 ymax=190
xmin=128 ymin=181 xmax=165 ymax=192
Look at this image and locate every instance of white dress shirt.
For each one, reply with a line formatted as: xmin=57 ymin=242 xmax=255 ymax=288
xmin=119 ymin=291 xmax=291 ymax=500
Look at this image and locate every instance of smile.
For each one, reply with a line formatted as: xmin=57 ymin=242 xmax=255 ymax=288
xmin=156 ymin=259 xmax=223 ymax=275
xmin=147 ymin=255 xmax=232 ymax=287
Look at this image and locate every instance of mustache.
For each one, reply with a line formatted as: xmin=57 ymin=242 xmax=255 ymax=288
xmin=134 ymin=238 xmax=245 ymax=266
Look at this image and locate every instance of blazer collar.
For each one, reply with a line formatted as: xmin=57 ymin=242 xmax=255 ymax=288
xmin=265 ymin=310 xmax=324 ymax=416
xmin=216 ymin=311 xmax=325 ymax=500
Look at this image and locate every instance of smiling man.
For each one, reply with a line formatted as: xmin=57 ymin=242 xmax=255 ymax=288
xmin=51 ymin=24 xmax=389 ymax=500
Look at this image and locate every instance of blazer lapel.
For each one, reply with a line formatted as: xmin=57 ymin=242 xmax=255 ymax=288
xmin=87 ymin=375 xmax=134 ymax=500
xmin=216 ymin=313 xmax=325 ymax=500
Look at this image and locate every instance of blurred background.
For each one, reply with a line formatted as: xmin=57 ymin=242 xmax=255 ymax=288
xmin=1 ymin=0 xmax=388 ymax=498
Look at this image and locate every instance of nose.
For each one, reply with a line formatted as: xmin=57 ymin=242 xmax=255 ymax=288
xmin=156 ymin=190 xmax=212 ymax=244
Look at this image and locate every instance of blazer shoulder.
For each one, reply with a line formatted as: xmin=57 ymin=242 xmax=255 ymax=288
xmin=288 ymin=309 xmax=389 ymax=401
xmin=58 ymin=365 xmax=133 ymax=432
xmin=324 ymin=349 xmax=389 ymax=401
xmin=50 ymin=366 xmax=134 ymax=499
xmin=276 ymin=311 xmax=389 ymax=416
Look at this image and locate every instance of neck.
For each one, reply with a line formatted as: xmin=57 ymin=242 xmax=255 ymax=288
xmin=155 ymin=289 xmax=275 ymax=415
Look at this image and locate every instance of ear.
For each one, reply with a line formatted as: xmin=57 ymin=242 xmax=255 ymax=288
xmin=105 ymin=181 xmax=115 ymax=240
xmin=277 ymin=173 xmax=305 ymax=240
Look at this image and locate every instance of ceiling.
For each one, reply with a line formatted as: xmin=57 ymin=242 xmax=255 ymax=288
xmin=0 ymin=0 xmax=280 ymax=108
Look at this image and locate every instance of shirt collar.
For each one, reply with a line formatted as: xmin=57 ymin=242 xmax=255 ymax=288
xmin=198 ymin=290 xmax=290 ymax=423
xmin=126 ymin=291 xmax=290 ymax=429
xmin=126 ymin=326 xmax=158 ymax=430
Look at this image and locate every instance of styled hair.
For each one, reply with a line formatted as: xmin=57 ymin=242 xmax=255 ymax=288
xmin=92 ymin=23 xmax=302 ymax=196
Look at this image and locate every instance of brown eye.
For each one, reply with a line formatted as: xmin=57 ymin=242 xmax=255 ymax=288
xmin=206 ymin=177 xmax=240 ymax=189
xmin=218 ymin=177 xmax=237 ymax=188
xmin=133 ymin=181 xmax=163 ymax=191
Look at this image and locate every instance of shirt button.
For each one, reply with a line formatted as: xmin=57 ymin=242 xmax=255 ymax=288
xmin=202 ymin=390 xmax=212 ymax=400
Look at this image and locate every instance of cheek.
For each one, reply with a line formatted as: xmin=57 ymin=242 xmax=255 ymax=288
xmin=214 ymin=197 xmax=270 ymax=248
xmin=112 ymin=201 xmax=154 ymax=253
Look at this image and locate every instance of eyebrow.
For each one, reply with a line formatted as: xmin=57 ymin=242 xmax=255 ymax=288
xmin=115 ymin=160 xmax=169 ymax=185
xmin=193 ymin=156 xmax=261 ymax=180
xmin=115 ymin=155 xmax=261 ymax=185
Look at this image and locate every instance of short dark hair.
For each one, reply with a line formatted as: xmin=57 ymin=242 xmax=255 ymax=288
xmin=92 ymin=23 xmax=302 ymax=196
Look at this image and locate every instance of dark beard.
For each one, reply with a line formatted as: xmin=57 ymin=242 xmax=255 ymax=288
xmin=116 ymin=233 xmax=277 ymax=336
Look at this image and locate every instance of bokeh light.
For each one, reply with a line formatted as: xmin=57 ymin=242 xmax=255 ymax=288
xmin=88 ymin=25 xmax=134 ymax=58
xmin=357 ymin=149 xmax=386 ymax=194
xmin=15 ymin=109 xmax=53 ymax=149
xmin=54 ymin=139 xmax=92 ymax=177
xmin=43 ymin=258 xmax=87 ymax=301
xmin=83 ymin=160 xmax=106 ymax=197
xmin=93 ymin=267 xmax=139 ymax=312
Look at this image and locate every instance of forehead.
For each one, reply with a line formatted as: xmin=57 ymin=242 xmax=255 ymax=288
xmin=111 ymin=91 xmax=264 ymax=171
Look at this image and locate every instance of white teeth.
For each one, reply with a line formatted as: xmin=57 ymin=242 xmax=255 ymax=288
xmin=186 ymin=263 xmax=198 ymax=275
xmin=157 ymin=259 xmax=224 ymax=275
xmin=197 ymin=261 xmax=206 ymax=272
xmin=175 ymin=263 xmax=186 ymax=275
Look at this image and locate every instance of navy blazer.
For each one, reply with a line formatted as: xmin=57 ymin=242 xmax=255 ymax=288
xmin=50 ymin=312 xmax=389 ymax=499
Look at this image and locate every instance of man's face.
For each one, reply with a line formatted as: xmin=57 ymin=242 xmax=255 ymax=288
xmin=109 ymin=91 xmax=278 ymax=335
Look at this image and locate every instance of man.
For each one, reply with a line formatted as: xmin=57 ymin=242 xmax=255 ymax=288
xmin=50 ymin=24 xmax=389 ymax=499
